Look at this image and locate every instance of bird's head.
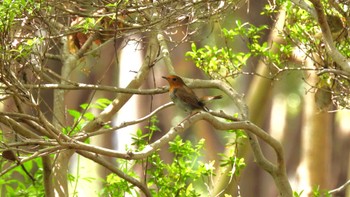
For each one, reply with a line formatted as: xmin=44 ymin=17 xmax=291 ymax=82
xmin=162 ymin=75 xmax=186 ymax=88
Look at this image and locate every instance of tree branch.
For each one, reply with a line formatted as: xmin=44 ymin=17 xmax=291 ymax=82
xmin=189 ymin=78 xmax=248 ymax=119
xmin=157 ymin=32 xmax=175 ymax=74
xmin=290 ymin=0 xmax=317 ymax=18
xmin=0 ymin=116 xmax=41 ymax=139
xmin=72 ymin=112 xmax=285 ymax=170
xmin=5 ymin=83 xmax=168 ymax=94
xmin=76 ymin=150 xmax=152 ymax=197
xmin=75 ymin=102 xmax=174 ymax=139
xmin=75 ymin=111 xmax=291 ymax=196
xmin=329 ymin=179 xmax=350 ymax=194
xmin=0 ymin=146 xmax=63 ymax=177
xmin=302 ymin=0 xmax=350 ymax=72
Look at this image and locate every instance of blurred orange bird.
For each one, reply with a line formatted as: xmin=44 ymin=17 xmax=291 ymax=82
xmin=162 ymin=75 xmax=222 ymax=113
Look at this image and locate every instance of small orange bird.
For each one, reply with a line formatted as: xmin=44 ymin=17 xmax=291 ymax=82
xmin=162 ymin=75 xmax=222 ymax=112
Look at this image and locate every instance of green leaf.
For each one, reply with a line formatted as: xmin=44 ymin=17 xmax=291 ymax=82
xmin=22 ymin=160 xmax=33 ymax=171
xmin=67 ymin=109 xmax=81 ymax=120
xmin=191 ymin=42 xmax=197 ymax=51
xmin=94 ymin=98 xmax=112 ymax=109
xmin=80 ymin=103 xmax=89 ymax=110
xmin=83 ymin=112 xmax=95 ymax=121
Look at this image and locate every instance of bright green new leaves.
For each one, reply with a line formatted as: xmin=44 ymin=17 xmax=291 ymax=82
xmin=186 ymin=19 xmax=294 ymax=79
xmin=186 ymin=42 xmax=251 ymax=79
xmin=65 ymin=98 xmax=112 ymax=136
xmin=149 ymin=136 xmax=208 ymax=196
xmin=101 ymin=115 xmax=241 ymax=196
xmin=0 ymin=158 xmax=45 ymax=196
xmin=0 ymin=0 xmax=29 ymax=32
xmin=102 ymin=169 xmax=138 ymax=196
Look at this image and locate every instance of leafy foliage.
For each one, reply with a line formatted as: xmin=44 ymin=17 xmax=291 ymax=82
xmin=186 ymin=20 xmax=293 ymax=80
xmin=187 ymin=0 xmax=350 ymax=110
xmin=186 ymin=41 xmax=251 ymax=79
xmin=1 ymin=0 xmax=350 ymax=196
xmin=276 ymin=1 xmax=350 ymax=109
xmin=0 ymin=158 xmax=45 ymax=196
xmin=99 ymin=116 xmax=246 ymax=196
xmin=65 ymin=98 xmax=112 ymax=136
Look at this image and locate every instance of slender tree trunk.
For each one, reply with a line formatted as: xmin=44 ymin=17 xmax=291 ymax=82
xmin=213 ymin=5 xmax=287 ymax=196
xmin=297 ymin=58 xmax=331 ymax=196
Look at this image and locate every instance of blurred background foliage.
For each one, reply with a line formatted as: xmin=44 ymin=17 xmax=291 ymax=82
xmin=1 ymin=0 xmax=350 ymax=196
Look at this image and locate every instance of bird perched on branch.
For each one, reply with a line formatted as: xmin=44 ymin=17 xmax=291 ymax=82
xmin=162 ymin=75 xmax=222 ymax=113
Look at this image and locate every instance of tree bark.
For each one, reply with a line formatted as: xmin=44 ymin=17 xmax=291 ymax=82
xmin=297 ymin=58 xmax=331 ymax=196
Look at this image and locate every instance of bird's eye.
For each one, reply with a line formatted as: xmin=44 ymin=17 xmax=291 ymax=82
xmin=172 ymin=78 xmax=177 ymax=81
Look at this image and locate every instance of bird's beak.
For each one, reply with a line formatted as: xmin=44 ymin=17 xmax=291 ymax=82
xmin=162 ymin=76 xmax=168 ymax=80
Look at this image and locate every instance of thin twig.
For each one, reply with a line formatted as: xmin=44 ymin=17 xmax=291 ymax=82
xmin=329 ymin=179 xmax=350 ymax=194
xmin=4 ymin=83 xmax=169 ymax=94
xmin=77 ymin=150 xmax=152 ymax=197
xmin=74 ymin=102 xmax=174 ymax=139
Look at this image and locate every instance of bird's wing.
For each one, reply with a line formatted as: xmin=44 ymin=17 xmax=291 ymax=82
xmin=174 ymin=87 xmax=203 ymax=109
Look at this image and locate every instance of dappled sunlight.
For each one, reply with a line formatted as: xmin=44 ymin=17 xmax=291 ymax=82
xmin=114 ymin=36 xmax=143 ymax=152
xmin=336 ymin=111 xmax=350 ymax=134
xmin=269 ymin=94 xmax=287 ymax=142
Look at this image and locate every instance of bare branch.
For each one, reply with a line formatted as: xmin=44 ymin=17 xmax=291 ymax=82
xmin=77 ymin=150 xmax=152 ymax=197
xmin=317 ymin=68 xmax=350 ymax=79
xmin=307 ymin=0 xmax=350 ymax=73
xmin=329 ymin=179 xmax=350 ymax=194
xmin=6 ymin=140 xmax=58 ymax=148
xmin=63 ymin=111 xmax=283 ymax=166
xmin=290 ymin=0 xmax=317 ymax=18
xmin=0 ymin=146 xmax=63 ymax=177
xmin=0 ymin=116 xmax=41 ymax=139
xmin=158 ymin=33 xmax=175 ymax=74
xmin=4 ymin=83 xmax=168 ymax=95
xmin=75 ymin=102 xmax=174 ymax=139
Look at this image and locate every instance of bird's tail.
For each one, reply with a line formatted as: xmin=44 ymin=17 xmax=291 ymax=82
xmin=199 ymin=95 xmax=223 ymax=103
xmin=198 ymin=95 xmax=222 ymax=112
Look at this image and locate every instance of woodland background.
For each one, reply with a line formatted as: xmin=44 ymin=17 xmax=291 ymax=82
xmin=0 ymin=0 xmax=350 ymax=196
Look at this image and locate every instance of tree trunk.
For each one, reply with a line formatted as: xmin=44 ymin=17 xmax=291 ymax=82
xmin=297 ymin=58 xmax=331 ymax=196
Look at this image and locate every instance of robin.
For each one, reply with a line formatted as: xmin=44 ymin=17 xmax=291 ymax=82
xmin=162 ymin=75 xmax=222 ymax=113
